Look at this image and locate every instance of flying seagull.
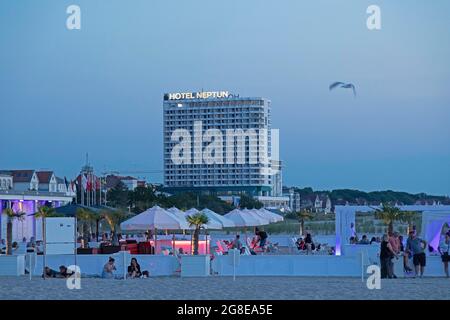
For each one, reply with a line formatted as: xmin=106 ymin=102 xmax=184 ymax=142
xmin=329 ymin=82 xmax=356 ymax=97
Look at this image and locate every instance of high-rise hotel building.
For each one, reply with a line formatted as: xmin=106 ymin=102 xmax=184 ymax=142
xmin=163 ymin=90 xmax=282 ymax=197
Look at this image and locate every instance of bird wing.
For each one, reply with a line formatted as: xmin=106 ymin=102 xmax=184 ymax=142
xmin=349 ymin=84 xmax=356 ymax=97
xmin=329 ymin=82 xmax=345 ymax=91
xmin=342 ymin=83 xmax=357 ymax=97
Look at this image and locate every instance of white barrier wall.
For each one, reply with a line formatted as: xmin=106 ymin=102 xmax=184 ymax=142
xmin=32 ymin=253 xmax=179 ymax=277
xmin=212 ymin=255 xmax=362 ymax=277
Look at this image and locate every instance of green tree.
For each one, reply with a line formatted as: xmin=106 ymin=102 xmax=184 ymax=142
xmin=3 ymin=208 xmax=26 ymax=255
xmin=239 ymin=194 xmax=263 ymax=209
xmin=186 ymin=212 xmax=209 ymax=255
xmin=106 ymin=181 xmax=130 ymax=209
xmin=129 ymin=186 xmax=157 ymax=213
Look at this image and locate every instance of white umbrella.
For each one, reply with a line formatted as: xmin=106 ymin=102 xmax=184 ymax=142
xmin=120 ymin=206 xmax=189 ymax=230
xmin=184 ymin=208 xmax=200 ymax=216
xmin=241 ymin=208 xmax=271 ymax=226
xmin=167 ymin=207 xmax=189 ymax=225
xmin=224 ymin=209 xmax=264 ymax=227
xmin=201 ymin=208 xmax=235 ymax=228
xmin=184 ymin=208 xmax=223 ymax=230
xmin=254 ymin=208 xmax=284 ymax=223
xmin=120 ymin=206 xmax=190 ymax=254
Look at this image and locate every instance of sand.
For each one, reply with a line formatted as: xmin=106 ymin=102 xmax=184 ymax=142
xmin=0 ymin=275 xmax=449 ymax=300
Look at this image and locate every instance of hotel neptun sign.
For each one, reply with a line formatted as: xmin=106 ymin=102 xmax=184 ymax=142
xmin=164 ymin=91 xmax=231 ymax=100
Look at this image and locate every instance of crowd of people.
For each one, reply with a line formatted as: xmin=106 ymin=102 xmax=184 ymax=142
xmin=222 ymin=228 xmax=278 ymax=255
xmin=350 ymin=229 xmax=450 ymax=279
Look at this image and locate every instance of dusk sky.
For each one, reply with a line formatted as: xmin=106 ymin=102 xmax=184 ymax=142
xmin=1 ymin=0 xmax=449 ymax=195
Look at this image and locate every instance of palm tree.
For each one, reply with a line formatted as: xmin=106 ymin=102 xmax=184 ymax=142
xmin=76 ymin=208 xmax=94 ymax=248
xmin=296 ymin=209 xmax=313 ymax=237
xmin=3 ymin=208 xmax=26 ymax=255
xmin=186 ymin=212 xmax=209 ymax=255
xmin=374 ymin=203 xmax=405 ymax=234
xmin=102 ymin=210 xmax=127 ymax=246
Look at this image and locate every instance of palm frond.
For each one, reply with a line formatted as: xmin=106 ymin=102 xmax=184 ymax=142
xmin=186 ymin=212 xmax=209 ymax=228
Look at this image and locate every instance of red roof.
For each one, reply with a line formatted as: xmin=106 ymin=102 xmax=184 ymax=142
xmin=36 ymin=171 xmax=54 ymax=183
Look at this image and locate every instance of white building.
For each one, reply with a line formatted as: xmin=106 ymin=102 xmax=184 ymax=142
xmin=0 ymin=170 xmax=75 ymax=242
xmin=0 ymin=174 xmax=13 ymax=190
xmin=163 ymin=90 xmax=281 ymax=197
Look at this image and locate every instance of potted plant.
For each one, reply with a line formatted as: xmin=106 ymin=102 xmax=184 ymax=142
xmin=0 ymin=208 xmax=26 ymax=276
xmin=181 ymin=212 xmax=210 ymax=277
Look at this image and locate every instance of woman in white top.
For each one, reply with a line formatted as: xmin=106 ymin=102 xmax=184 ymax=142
xmin=438 ymin=232 xmax=450 ymax=278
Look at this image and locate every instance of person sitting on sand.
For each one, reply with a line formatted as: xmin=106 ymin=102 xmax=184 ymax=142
xmin=127 ymin=257 xmax=142 ymax=278
xmin=304 ymin=233 xmax=315 ymax=254
xmin=102 ymin=257 xmax=116 ymax=279
xmin=296 ymin=237 xmax=306 ymax=250
xmin=359 ymin=235 xmax=370 ymax=245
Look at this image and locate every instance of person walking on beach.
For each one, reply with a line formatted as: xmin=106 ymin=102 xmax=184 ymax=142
xmin=102 ymin=257 xmax=116 ymax=279
xmin=380 ymin=234 xmax=397 ymax=279
xmin=438 ymin=232 xmax=450 ymax=278
xmin=406 ymin=231 xmax=427 ymax=278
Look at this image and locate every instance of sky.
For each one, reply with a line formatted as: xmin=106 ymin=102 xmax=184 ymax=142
xmin=0 ymin=0 xmax=449 ymax=195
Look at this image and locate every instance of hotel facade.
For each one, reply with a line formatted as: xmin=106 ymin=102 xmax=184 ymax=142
xmin=163 ymin=90 xmax=287 ymax=207
xmin=0 ymin=170 xmax=75 ymax=241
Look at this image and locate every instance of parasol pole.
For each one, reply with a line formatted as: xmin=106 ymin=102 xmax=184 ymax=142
xmin=154 ymin=227 xmax=157 ymax=255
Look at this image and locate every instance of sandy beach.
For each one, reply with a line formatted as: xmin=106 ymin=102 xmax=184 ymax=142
xmin=1 ymin=276 xmax=449 ymax=300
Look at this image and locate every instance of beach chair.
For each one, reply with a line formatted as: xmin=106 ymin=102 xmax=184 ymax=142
xmin=216 ymin=241 xmax=227 ymax=254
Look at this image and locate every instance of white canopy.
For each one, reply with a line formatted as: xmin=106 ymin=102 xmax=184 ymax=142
xmin=242 ymin=208 xmax=271 ymax=225
xmin=167 ymin=207 xmax=188 ymax=222
xmin=255 ymin=208 xmax=284 ymax=223
xmin=224 ymin=209 xmax=268 ymax=227
xmin=183 ymin=208 xmax=223 ymax=230
xmin=120 ymin=205 xmax=190 ymax=231
xmin=184 ymin=208 xmax=200 ymax=216
xmin=201 ymin=208 xmax=235 ymax=228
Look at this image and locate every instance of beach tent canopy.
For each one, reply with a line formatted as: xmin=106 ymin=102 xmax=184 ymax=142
xmin=224 ymin=209 xmax=268 ymax=227
xmin=184 ymin=208 xmax=200 ymax=216
xmin=254 ymin=208 xmax=284 ymax=223
xmin=167 ymin=207 xmax=188 ymax=223
xmin=183 ymin=208 xmax=223 ymax=230
xmin=120 ymin=205 xmax=189 ymax=231
xmin=334 ymin=205 xmax=450 ymax=255
xmin=201 ymin=208 xmax=235 ymax=228
xmin=241 ymin=208 xmax=270 ymax=225
xmin=421 ymin=209 xmax=450 ymax=251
